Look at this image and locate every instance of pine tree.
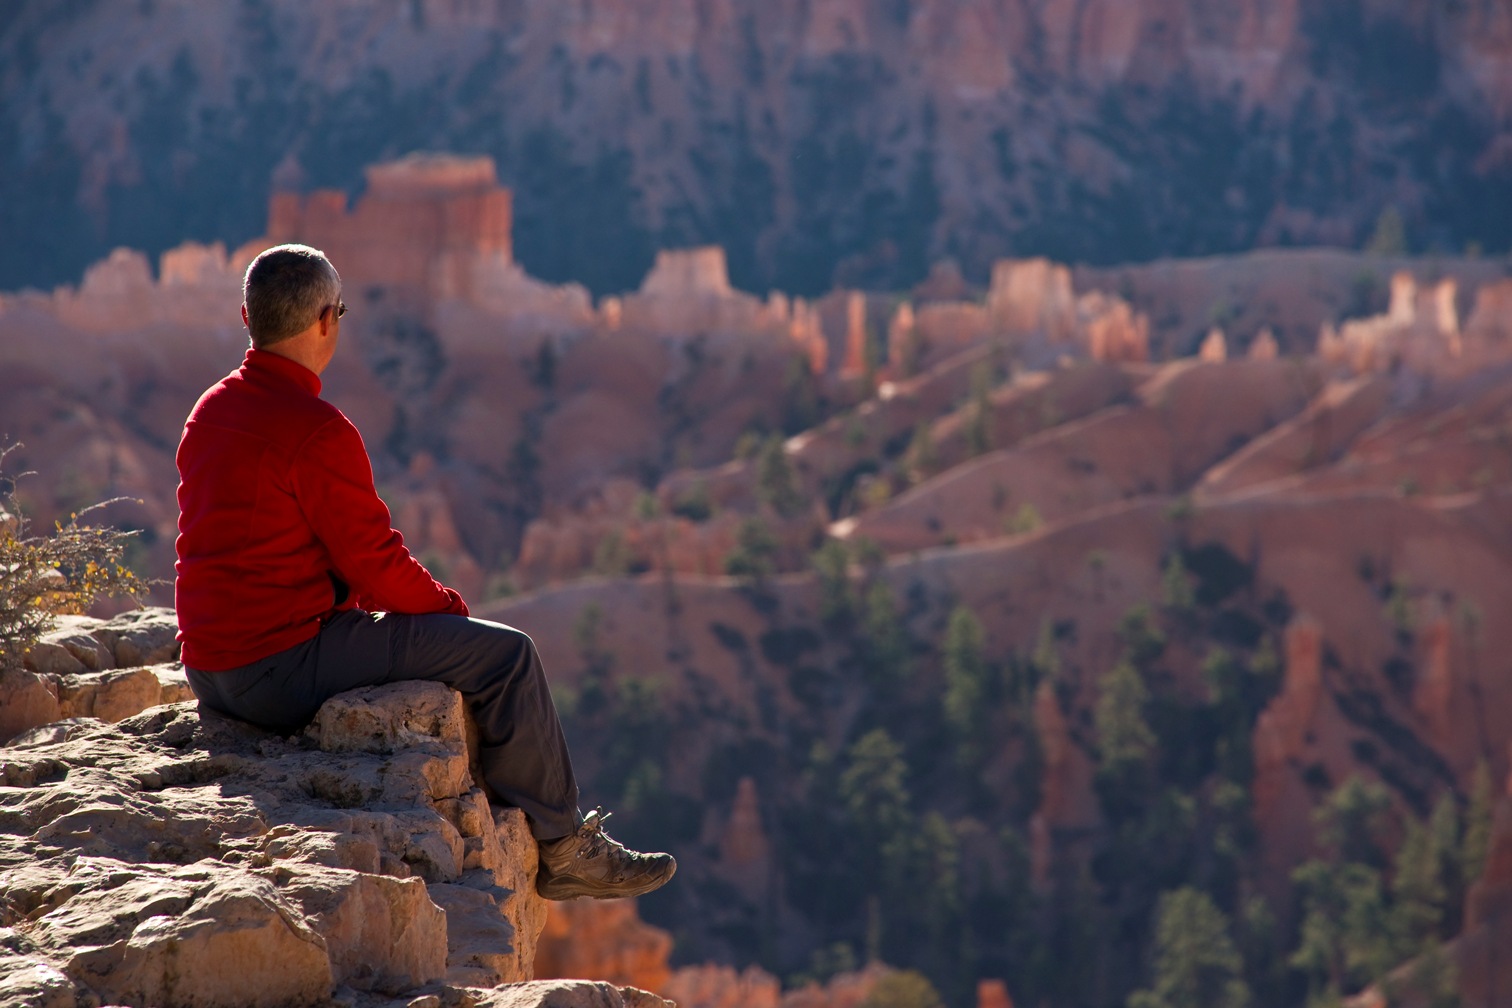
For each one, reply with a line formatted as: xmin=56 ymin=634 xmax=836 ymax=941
xmin=781 ymin=354 xmax=821 ymax=434
xmin=1366 ymin=205 xmax=1408 ymax=257
xmin=1316 ymin=776 xmax=1392 ymax=869
xmin=1118 ymin=603 xmax=1167 ymax=669
xmin=965 ymin=361 xmax=994 ymax=455
xmin=1128 ymin=887 xmax=1250 ymax=1008
xmin=914 ymin=812 xmax=963 ymax=983
xmin=1096 ymin=659 xmax=1156 ymax=775
xmin=1290 ymin=860 xmax=1392 ymax=1001
xmin=942 ymin=605 xmax=990 ymax=767
xmin=725 ymin=516 xmax=779 ymax=582
xmin=1391 ymin=816 xmax=1447 ymax=954
xmin=1030 ymin=618 xmax=1061 ymax=690
xmin=813 ymin=538 xmax=856 ymax=627
xmin=1161 ymin=553 xmax=1196 ymax=614
xmin=1290 ymin=777 xmax=1404 ymax=1003
xmin=1427 ymin=793 xmax=1460 ymax=933
xmin=840 ymin=728 xmax=919 ymax=941
xmin=1463 ymin=761 xmax=1495 ymax=885
xmin=861 ymin=580 xmax=911 ymax=686
xmin=859 ymin=970 xmax=946 ymax=1008
xmin=755 ymin=433 xmax=804 ymax=517
xmin=904 ymin=421 xmax=937 ymax=483
xmin=1094 ymin=658 xmax=1158 ymax=824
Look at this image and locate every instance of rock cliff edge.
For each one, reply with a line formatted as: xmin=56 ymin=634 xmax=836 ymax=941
xmin=0 ymin=611 xmax=671 ymax=1008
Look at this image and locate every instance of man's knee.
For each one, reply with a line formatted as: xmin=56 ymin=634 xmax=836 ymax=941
xmin=401 ymin=616 xmax=539 ymax=689
xmin=471 ymin=619 xmax=539 ymax=672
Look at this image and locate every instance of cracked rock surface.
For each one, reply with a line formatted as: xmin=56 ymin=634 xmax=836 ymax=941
xmin=0 ymin=672 xmax=671 ymax=1008
xmin=1 ymin=607 xmax=189 ymax=742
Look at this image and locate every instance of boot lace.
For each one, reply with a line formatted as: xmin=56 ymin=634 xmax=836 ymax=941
xmin=574 ymin=807 xmax=625 ymax=861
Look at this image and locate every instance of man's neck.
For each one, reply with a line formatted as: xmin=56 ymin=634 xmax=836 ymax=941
xmin=259 ymin=335 xmax=327 ymax=376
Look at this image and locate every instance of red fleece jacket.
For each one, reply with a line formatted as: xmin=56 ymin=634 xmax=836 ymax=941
xmin=175 ymin=349 xmax=467 ymax=670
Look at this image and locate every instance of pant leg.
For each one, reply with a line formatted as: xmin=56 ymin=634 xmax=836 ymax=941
xmin=187 ymin=609 xmax=579 ymax=839
xmin=185 ymin=615 xmax=387 ymax=734
xmin=376 ymin=611 xmax=581 ymax=840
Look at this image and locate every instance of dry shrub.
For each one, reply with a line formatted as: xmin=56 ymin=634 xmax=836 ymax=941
xmin=0 ymin=443 xmax=149 ymax=672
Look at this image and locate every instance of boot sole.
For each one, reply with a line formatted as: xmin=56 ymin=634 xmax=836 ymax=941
xmin=537 ymin=859 xmax=677 ymax=901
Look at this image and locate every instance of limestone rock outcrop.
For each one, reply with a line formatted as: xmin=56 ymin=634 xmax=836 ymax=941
xmin=268 ymin=154 xmax=513 ymax=306
xmin=41 ymin=244 xmax=242 ymax=336
xmin=528 ymin=893 xmax=926 ymax=1008
xmin=1317 ymin=273 xmax=1471 ymax=377
xmin=1458 ymin=768 xmax=1512 ymax=1007
xmin=6 ymin=147 xmax=1512 ymax=1004
xmin=0 ymin=673 xmax=667 ymax=1008
xmin=616 ymin=247 xmax=776 ymax=339
xmin=779 ymin=963 xmax=894 ymax=1008
xmin=714 ymin=776 xmax=772 ymax=904
xmin=1077 ymin=251 xmax=1509 ymax=361
xmin=982 ymin=259 xmax=1149 ymax=367
xmin=662 ymin=965 xmax=780 ymax=1008
xmin=1 ymin=607 xmax=187 ymax=743
xmin=534 ymin=899 xmax=672 ymax=993
xmin=1029 ymin=679 xmax=1100 ymax=891
xmin=977 ymin=979 xmax=1014 ymax=1008
xmin=457 ymin=980 xmax=673 ymax=1008
xmin=658 ymin=960 xmax=907 ymax=1008
xmin=1250 ymin=615 xmax=1326 ymax=831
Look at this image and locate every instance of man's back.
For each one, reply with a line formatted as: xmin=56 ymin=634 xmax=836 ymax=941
xmin=177 ymin=342 xmax=467 ymax=673
xmin=175 ymin=348 xmax=354 ymax=670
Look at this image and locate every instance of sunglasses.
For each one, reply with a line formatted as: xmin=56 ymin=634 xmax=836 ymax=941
xmin=327 ymin=301 xmax=347 ymax=320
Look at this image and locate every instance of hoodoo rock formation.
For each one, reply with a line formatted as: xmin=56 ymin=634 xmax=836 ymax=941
xmin=1028 ymin=678 xmax=1100 ymax=892
xmin=534 ymin=899 xmax=672 ymax=994
xmin=265 ymin=154 xmax=598 ymax=338
xmin=476 ymin=394 xmax=1512 ymax=1001
xmin=6 ymin=140 xmax=1512 ymax=1007
xmin=269 ymin=155 xmax=512 ymax=300
xmin=1250 ymin=615 xmax=1328 ymax=887
xmin=0 ymin=148 xmax=1184 ymax=597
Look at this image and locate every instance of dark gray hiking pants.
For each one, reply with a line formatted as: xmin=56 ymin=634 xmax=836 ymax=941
xmin=185 ymin=610 xmax=580 ymax=839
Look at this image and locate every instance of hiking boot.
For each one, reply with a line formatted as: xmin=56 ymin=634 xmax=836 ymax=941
xmin=536 ymin=808 xmax=677 ymax=900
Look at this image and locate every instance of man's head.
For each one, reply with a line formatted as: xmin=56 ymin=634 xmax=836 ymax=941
xmin=242 ymin=244 xmax=343 ymax=349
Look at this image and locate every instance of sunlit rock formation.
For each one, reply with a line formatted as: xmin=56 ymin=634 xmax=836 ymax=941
xmin=0 ymin=657 xmax=677 ymax=1008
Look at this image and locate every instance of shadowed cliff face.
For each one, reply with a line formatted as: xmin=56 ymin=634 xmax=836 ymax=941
xmin=3 ymin=0 xmax=1511 ymax=296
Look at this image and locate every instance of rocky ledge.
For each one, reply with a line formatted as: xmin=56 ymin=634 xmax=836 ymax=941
xmin=0 ymin=608 xmax=671 ymax=1008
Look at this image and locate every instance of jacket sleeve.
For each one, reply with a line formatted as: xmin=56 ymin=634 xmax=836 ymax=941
xmin=291 ymin=415 xmax=469 ymax=618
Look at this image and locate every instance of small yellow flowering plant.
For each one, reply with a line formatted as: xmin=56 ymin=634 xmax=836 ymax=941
xmin=0 ymin=443 xmax=149 ymax=673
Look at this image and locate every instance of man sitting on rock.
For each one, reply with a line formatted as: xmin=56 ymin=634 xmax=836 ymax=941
xmin=174 ymin=243 xmax=674 ymax=901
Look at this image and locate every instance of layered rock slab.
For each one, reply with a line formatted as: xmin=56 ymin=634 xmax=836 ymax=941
xmin=0 ymin=681 xmax=551 ymax=1007
xmin=1 ymin=606 xmax=188 ymax=743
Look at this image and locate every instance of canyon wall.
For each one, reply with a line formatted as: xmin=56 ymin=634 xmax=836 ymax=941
xmin=4 ymin=140 xmax=1512 ymax=1006
xmin=3 ymin=0 xmax=1511 ymax=296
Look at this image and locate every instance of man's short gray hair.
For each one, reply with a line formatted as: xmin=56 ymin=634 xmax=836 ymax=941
xmin=243 ymin=244 xmax=342 ymax=347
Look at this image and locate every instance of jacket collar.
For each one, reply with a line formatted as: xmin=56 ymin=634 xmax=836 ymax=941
xmin=241 ymin=347 xmax=322 ymax=397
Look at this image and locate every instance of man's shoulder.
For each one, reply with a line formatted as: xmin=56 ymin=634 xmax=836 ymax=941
xmin=188 ymin=368 xmax=348 ymax=445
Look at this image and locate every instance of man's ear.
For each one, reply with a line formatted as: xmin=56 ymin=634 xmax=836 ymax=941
xmin=241 ymin=304 xmax=250 ymax=329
